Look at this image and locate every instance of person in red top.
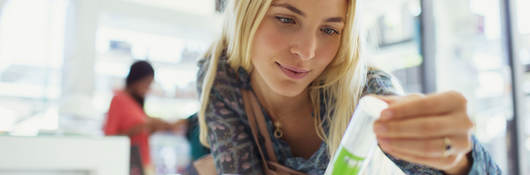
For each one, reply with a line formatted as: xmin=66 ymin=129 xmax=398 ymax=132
xmin=104 ymin=60 xmax=171 ymax=171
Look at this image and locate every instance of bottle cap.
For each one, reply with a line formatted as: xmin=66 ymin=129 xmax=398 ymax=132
xmin=359 ymin=96 xmax=388 ymax=119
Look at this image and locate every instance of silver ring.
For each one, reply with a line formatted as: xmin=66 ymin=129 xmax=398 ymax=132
xmin=443 ymin=137 xmax=452 ymax=157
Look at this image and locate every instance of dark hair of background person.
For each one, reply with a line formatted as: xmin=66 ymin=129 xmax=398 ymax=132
xmin=125 ymin=60 xmax=154 ymax=107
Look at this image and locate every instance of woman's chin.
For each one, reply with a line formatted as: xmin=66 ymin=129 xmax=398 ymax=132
xmin=271 ymin=84 xmax=307 ymax=98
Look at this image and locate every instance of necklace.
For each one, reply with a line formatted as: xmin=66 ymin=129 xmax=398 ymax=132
xmin=269 ymin=106 xmax=311 ymax=139
xmin=264 ymin=102 xmax=284 ymax=139
xmin=273 ymin=120 xmax=284 ymax=138
xmin=267 ymin=108 xmax=284 ymax=138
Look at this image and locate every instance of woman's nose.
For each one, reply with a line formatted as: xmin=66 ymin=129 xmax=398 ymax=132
xmin=290 ymin=31 xmax=317 ymax=60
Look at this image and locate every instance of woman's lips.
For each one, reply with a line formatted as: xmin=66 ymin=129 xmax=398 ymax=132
xmin=275 ymin=62 xmax=309 ymax=80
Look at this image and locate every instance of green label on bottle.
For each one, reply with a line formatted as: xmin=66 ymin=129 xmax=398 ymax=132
xmin=331 ymin=147 xmax=365 ymax=175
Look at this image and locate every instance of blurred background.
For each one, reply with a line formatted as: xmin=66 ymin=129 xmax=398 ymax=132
xmin=0 ymin=0 xmax=528 ymax=174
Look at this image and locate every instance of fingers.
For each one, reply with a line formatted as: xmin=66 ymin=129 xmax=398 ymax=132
xmin=377 ymin=136 xmax=473 ymax=158
xmin=381 ymin=145 xmax=466 ymax=171
xmin=378 ymin=91 xmax=467 ymax=121
xmin=374 ymin=114 xmax=473 ymax=139
xmin=371 ymin=91 xmax=473 ymax=172
xmin=375 ymin=93 xmax=423 ymax=105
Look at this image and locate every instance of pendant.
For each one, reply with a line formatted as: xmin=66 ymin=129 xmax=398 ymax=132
xmin=274 ymin=121 xmax=283 ymax=138
xmin=274 ymin=127 xmax=284 ymax=138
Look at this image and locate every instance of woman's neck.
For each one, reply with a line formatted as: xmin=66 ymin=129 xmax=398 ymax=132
xmin=124 ymin=87 xmax=145 ymax=108
xmin=250 ymin=71 xmax=311 ymax=117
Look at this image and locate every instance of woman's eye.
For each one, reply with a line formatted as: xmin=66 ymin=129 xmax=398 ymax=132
xmin=321 ymin=27 xmax=339 ymax=36
xmin=275 ymin=16 xmax=296 ymax=24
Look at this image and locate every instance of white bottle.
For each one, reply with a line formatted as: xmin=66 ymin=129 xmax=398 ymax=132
xmin=324 ymin=96 xmax=388 ymax=175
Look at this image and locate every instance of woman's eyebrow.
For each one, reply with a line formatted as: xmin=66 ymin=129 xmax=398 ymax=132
xmin=271 ymin=3 xmax=306 ymax=17
xmin=325 ymin=17 xmax=344 ymax=23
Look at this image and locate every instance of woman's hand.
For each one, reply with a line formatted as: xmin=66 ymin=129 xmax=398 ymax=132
xmin=171 ymin=119 xmax=189 ymax=134
xmin=373 ymin=91 xmax=474 ymax=175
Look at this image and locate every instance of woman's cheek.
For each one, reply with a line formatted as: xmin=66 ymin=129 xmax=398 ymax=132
xmin=253 ymin=21 xmax=290 ymax=58
xmin=264 ymin=25 xmax=292 ymax=49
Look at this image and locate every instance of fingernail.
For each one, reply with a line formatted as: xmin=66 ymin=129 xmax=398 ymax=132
xmin=378 ymin=138 xmax=389 ymax=145
xmin=374 ymin=124 xmax=387 ymax=133
xmin=380 ymin=110 xmax=393 ymax=120
xmin=378 ymin=140 xmax=392 ymax=151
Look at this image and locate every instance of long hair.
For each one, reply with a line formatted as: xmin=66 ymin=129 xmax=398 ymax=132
xmin=199 ymin=0 xmax=365 ymax=160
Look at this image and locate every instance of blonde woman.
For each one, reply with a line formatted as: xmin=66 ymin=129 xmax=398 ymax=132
xmin=197 ymin=0 xmax=501 ymax=174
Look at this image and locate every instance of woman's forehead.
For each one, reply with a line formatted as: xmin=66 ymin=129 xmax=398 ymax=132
xmin=270 ymin=0 xmax=347 ymax=18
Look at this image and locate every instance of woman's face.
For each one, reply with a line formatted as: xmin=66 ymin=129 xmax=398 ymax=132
xmin=250 ymin=0 xmax=347 ymax=97
xmin=131 ymin=76 xmax=153 ymax=97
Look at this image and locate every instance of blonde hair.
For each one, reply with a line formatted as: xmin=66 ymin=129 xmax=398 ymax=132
xmin=199 ymin=0 xmax=366 ymax=160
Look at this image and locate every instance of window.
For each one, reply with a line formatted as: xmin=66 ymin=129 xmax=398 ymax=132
xmin=0 ymin=0 xmax=66 ymax=135
xmin=362 ymin=0 xmax=424 ymax=93
xmin=431 ymin=0 xmax=512 ymax=172
xmin=514 ymin=0 xmax=530 ymax=173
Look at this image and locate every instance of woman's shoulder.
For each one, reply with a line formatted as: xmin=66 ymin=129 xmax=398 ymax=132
xmin=363 ymin=68 xmax=404 ymax=96
xmin=197 ymin=51 xmax=249 ymax=87
xmin=110 ymin=90 xmax=132 ymax=106
xmin=196 ymin=52 xmax=248 ymax=111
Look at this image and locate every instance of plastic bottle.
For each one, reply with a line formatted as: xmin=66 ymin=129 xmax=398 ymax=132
xmin=324 ymin=96 xmax=388 ymax=175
